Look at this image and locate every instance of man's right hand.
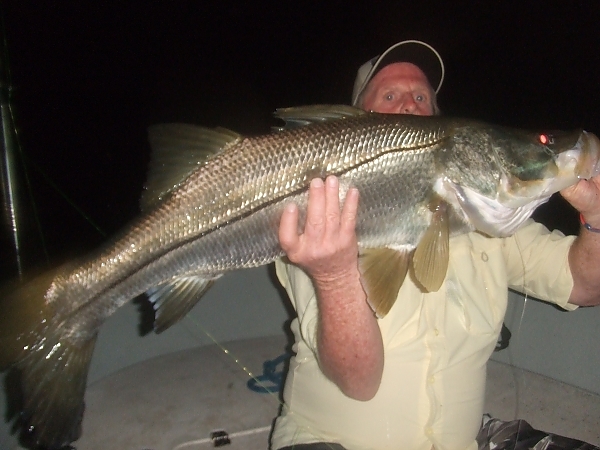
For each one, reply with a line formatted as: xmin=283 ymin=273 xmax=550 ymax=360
xmin=278 ymin=175 xmax=360 ymax=285
xmin=278 ymin=175 xmax=384 ymax=401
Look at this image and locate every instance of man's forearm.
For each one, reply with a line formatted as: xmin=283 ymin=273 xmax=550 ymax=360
xmin=568 ymin=213 xmax=600 ymax=306
xmin=314 ymin=270 xmax=384 ymax=401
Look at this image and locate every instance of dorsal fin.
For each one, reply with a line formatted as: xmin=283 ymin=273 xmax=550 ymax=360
xmin=411 ymin=199 xmax=450 ymax=292
xmin=142 ymin=124 xmax=242 ymax=211
xmin=359 ymin=247 xmax=411 ymax=318
xmin=273 ymin=104 xmax=366 ymax=130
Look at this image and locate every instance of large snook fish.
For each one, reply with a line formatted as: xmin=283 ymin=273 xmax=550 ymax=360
xmin=1 ymin=105 xmax=600 ymax=449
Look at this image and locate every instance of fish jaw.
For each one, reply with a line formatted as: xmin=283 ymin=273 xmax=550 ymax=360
xmin=573 ymin=131 xmax=600 ymax=179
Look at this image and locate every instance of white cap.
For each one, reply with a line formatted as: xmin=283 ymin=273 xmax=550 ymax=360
xmin=351 ymin=40 xmax=445 ymax=106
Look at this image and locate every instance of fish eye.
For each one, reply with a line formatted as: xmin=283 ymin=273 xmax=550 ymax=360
xmin=538 ymin=133 xmax=555 ymax=145
xmin=384 ymin=93 xmax=395 ymax=101
xmin=415 ymin=94 xmax=425 ymax=102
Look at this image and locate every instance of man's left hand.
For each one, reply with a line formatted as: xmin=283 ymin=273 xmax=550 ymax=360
xmin=561 ymin=175 xmax=600 ymax=224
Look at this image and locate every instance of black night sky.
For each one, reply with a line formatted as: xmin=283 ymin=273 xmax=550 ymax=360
xmin=1 ymin=1 xmax=599 ymax=278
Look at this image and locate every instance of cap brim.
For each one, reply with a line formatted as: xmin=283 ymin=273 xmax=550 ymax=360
xmin=352 ymin=40 xmax=445 ymax=106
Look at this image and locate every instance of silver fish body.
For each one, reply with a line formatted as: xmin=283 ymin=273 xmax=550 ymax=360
xmin=1 ymin=105 xmax=599 ymax=449
xmin=47 ymin=111 xmax=448 ymax=338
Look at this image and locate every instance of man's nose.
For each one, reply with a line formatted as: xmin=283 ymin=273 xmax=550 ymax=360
xmin=398 ymin=95 xmax=417 ymax=114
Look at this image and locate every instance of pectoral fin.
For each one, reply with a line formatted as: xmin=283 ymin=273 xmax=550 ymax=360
xmin=359 ymin=248 xmax=411 ymax=318
xmin=412 ymin=203 xmax=450 ymax=292
xmin=147 ymin=274 xmax=221 ymax=333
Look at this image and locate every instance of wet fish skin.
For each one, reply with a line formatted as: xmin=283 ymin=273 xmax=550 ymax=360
xmin=0 ymin=105 xmax=599 ymax=449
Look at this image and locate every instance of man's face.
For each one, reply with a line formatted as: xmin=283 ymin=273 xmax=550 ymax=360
xmin=360 ymin=62 xmax=436 ymax=116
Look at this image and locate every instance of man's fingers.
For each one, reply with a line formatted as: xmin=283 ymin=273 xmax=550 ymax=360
xmin=279 ymin=176 xmax=358 ymax=251
xmin=561 ymin=177 xmax=600 ymax=215
xmin=324 ymin=176 xmax=342 ymax=233
xmin=341 ymin=187 xmax=359 ymax=234
xmin=279 ymin=202 xmax=300 ymax=252
xmin=304 ymin=177 xmax=327 ymax=237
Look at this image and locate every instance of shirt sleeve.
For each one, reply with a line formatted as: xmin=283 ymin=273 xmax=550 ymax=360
xmin=275 ymin=259 xmax=321 ymax=353
xmin=502 ymin=219 xmax=577 ymax=311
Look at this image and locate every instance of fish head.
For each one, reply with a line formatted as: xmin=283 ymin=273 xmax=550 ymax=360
xmin=437 ymin=124 xmax=600 ymax=237
xmin=495 ymin=129 xmax=600 ymax=207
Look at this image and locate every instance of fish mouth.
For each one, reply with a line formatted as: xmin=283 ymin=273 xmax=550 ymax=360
xmin=573 ymin=131 xmax=600 ymax=180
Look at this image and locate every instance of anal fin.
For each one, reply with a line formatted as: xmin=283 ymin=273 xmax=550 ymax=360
xmin=359 ymin=248 xmax=411 ymax=318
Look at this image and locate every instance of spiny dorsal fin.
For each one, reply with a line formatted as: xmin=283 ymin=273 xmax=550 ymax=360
xmin=147 ymin=274 xmax=221 ymax=333
xmin=273 ymin=104 xmax=366 ymax=130
xmin=359 ymin=248 xmax=411 ymax=318
xmin=142 ymin=124 xmax=242 ymax=211
xmin=412 ymin=200 xmax=450 ymax=293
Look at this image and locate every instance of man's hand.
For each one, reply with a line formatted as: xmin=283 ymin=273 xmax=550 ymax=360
xmin=561 ymin=175 xmax=600 ymax=225
xmin=561 ymin=175 xmax=600 ymax=306
xmin=279 ymin=175 xmax=360 ymax=285
xmin=278 ymin=175 xmax=384 ymax=400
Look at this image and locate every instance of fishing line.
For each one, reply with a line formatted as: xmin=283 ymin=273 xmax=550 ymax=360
xmin=180 ymin=311 xmax=340 ymax=449
xmin=21 ymin=156 xmax=108 ymax=238
xmin=179 ymin=314 xmax=280 ymax=401
xmin=503 ymin=291 xmax=528 ymax=421
xmin=504 ymin=230 xmax=531 ymax=421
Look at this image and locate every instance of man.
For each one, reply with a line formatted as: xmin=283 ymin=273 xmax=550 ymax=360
xmin=271 ymin=40 xmax=600 ymax=449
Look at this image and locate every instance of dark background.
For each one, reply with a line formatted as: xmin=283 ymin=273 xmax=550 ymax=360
xmin=1 ymin=1 xmax=599 ymax=278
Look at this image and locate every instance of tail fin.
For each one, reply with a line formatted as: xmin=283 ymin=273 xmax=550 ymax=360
xmin=0 ymin=271 xmax=97 ymax=449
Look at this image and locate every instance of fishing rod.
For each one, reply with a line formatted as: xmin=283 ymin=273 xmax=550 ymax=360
xmin=0 ymin=7 xmax=107 ymax=280
xmin=0 ymin=8 xmax=27 ymax=277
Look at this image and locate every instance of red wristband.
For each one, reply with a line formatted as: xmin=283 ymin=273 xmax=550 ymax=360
xmin=580 ymin=213 xmax=600 ymax=233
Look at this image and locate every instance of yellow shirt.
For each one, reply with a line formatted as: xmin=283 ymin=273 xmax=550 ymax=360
xmin=271 ymin=220 xmax=576 ymax=450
